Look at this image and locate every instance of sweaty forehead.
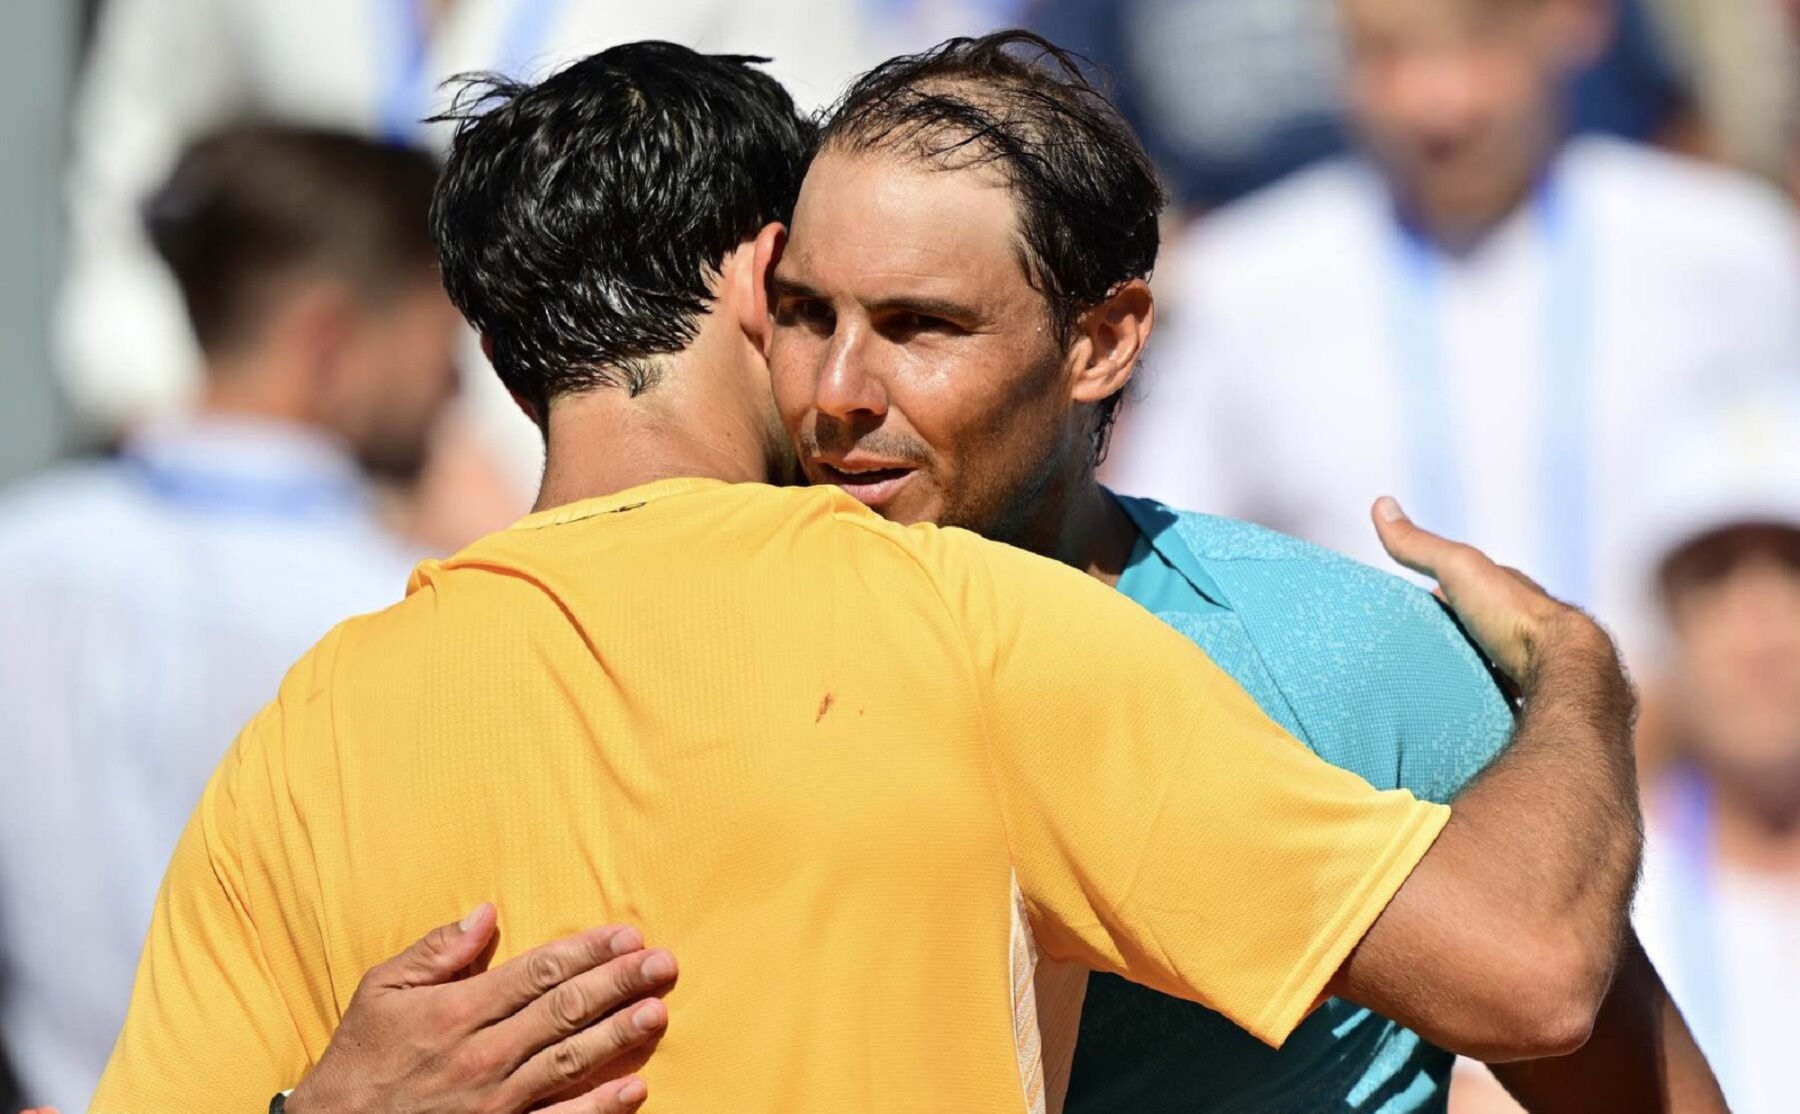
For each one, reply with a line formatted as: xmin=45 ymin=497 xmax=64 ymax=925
xmin=782 ymin=149 xmax=1030 ymax=299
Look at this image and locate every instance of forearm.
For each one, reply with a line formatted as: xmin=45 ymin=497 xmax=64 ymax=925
xmin=1333 ymin=614 xmax=1642 ymax=1059
xmin=1489 ymin=935 xmax=1727 ymax=1113
xmin=1447 ymin=612 xmax=1642 ymax=989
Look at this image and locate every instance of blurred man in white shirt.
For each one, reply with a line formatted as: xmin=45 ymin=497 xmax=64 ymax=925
xmin=1110 ymin=0 xmax=1800 ymax=661
xmin=0 ymin=124 xmax=460 ymax=1111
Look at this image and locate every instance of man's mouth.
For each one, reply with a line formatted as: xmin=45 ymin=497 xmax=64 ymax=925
xmin=815 ymin=461 xmax=917 ymax=509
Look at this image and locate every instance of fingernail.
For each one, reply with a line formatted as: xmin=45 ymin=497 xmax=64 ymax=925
xmin=632 ymin=1001 xmax=666 ymax=1031
xmin=641 ymin=950 xmax=676 ymax=981
xmin=618 ymin=1077 xmax=648 ymax=1104
xmin=609 ymin=926 xmax=644 ymax=955
xmin=459 ymin=903 xmax=491 ymax=933
xmin=1376 ymin=496 xmax=1408 ymax=523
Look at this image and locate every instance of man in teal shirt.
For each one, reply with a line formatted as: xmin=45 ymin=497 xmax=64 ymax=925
xmin=762 ymin=30 xmax=1715 ymax=1114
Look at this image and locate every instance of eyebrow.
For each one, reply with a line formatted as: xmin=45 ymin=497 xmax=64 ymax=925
xmin=771 ymin=274 xmax=982 ymax=325
xmin=769 ymin=274 xmax=828 ymax=303
xmin=868 ymin=293 xmax=983 ymax=324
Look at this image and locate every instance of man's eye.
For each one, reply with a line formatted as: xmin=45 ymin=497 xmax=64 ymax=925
xmin=780 ymin=299 xmax=833 ymax=329
xmin=893 ymin=312 xmax=960 ymax=337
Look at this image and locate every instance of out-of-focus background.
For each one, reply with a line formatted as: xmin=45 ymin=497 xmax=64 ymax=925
xmin=0 ymin=2 xmax=1795 ymax=1111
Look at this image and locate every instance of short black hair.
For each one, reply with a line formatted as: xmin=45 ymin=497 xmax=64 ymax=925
xmin=431 ymin=42 xmax=816 ymax=424
xmin=818 ymin=31 xmax=1166 ymax=461
xmin=143 ymin=124 xmax=440 ymax=355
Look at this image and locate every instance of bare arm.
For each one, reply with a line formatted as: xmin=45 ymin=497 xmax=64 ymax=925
xmin=1327 ymin=500 xmax=1643 ymax=1062
xmin=1485 ymin=932 xmax=1728 ymax=1112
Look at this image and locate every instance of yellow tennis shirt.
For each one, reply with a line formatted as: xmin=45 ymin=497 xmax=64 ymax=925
xmin=94 ymin=478 xmax=1449 ymax=1113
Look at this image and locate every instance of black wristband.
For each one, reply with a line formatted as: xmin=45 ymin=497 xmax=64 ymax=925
xmin=268 ymin=1092 xmax=287 ymax=1114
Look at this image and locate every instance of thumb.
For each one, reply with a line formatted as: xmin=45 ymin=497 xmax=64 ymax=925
xmin=375 ymin=903 xmax=497 ymax=989
xmin=1371 ymin=497 xmax=1445 ymax=580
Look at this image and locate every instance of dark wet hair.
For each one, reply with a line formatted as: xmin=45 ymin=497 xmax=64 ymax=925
xmin=430 ymin=41 xmax=816 ymax=425
xmin=819 ymin=31 xmax=1166 ymax=460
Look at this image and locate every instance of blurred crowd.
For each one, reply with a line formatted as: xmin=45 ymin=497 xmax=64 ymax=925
xmin=0 ymin=1 xmax=1796 ymax=1111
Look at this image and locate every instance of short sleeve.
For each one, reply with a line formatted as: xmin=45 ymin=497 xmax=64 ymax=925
xmin=918 ymin=526 xmax=1450 ymax=1048
xmin=91 ymin=703 xmax=315 ymax=1112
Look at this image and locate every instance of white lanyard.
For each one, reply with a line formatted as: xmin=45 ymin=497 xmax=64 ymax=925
xmin=1387 ymin=172 xmax=1596 ymax=605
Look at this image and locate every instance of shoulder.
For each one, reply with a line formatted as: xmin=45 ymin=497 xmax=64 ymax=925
xmin=1569 ymin=137 xmax=1800 ymax=271
xmin=1125 ymin=498 xmax=1515 ymax=800
xmin=1149 ymin=503 xmax=1482 ymax=661
xmin=0 ymin=460 xmax=149 ymax=568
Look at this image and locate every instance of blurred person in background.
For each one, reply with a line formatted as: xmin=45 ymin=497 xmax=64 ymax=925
xmin=58 ymin=0 xmax=878 ymax=544
xmin=858 ymin=0 xmax=1026 ymax=54
xmin=1108 ymin=0 xmax=1800 ymax=663
xmin=1634 ymin=388 xmax=1800 ymax=1114
xmin=0 ymin=124 xmax=462 ymax=1112
xmin=1026 ymin=0 xmax=1685 ymax=217
xmin=1028 ymin=0 xmax=1350 ymax=212
xmin=1650 ymin=0 xmax=1800 ymax=198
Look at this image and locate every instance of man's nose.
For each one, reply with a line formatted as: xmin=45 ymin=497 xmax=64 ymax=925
xmin=814 ymin=325 xmax=888 ymax=423
xmin=1393 ymin=54 xmax=1484 ymax=145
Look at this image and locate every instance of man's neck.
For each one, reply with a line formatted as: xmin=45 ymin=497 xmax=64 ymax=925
xmin=1399 ymin=155 xmax=1555 ymax=255
xmin=197 ymin=354 xmax=317 ymax=428
xmin=1007 ymin=458 xmax=1139 ymax=588
xmin=532 ymin=374 xmax=773 ymax=513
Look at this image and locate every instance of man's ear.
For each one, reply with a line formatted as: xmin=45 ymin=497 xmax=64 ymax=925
xmin=1067 ymin=278 xmax=1155 ymax=407
xmin=740 ymin=221 xmax=787 ymax=357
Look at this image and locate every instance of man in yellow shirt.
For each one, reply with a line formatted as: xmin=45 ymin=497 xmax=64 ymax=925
xmin=95 ymin=43 xmax=1639 ymax=1113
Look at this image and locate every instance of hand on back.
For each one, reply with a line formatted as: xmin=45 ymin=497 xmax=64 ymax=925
xmin=286 ymin=905 xmax=675 ymax=1114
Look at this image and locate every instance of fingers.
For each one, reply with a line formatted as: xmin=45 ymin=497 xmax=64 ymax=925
xmin=538 ymin=1075 xmax=649 ymax=1114
xmin=494 ymin=947 xmax=677 ymax=1069
xmin=370 ymin=903 xmax=498 ymax=990
xmin=469 ymin=924 xmax=648 ymax=1023
xmin=505 ymin=997 xmax=668 ymax=1108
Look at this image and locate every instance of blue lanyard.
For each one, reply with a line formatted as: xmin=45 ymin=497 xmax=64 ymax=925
xmin=126 ymin=452 xmax=362 ymax=519
xmin=1665 ymin=770 xmax=1734 ymax=1092
xmin=1387 ymin=174 xmax=1595 ymax=605
xmin=376 ymin=0 xmax=563 ymax=144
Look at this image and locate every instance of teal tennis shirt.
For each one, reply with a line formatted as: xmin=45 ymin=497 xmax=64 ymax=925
xmin=1066 ymin=496 xmax=1517 ymax=1114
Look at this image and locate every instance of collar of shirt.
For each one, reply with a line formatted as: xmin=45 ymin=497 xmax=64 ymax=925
xmin=122 ymin=415 xmax=369 ymax=519
xmin=509 ymin=476 xmax=735 ymax=531
xmin=1112 ymin=493 xmax=1232 ymax=617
